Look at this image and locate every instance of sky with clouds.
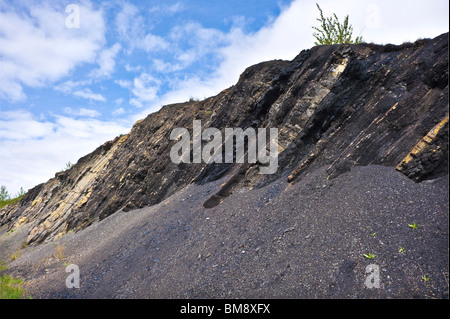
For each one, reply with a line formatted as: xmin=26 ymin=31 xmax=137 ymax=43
xmin=0 ymin=0 xmax=448 ymax=195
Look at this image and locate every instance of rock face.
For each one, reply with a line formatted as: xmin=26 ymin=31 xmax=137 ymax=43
xmin=1 ymin=33 xmax=448 ymax=246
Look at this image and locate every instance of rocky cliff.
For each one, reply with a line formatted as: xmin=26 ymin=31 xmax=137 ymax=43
xmin=1 ymin=33 xmax=448 ymax=247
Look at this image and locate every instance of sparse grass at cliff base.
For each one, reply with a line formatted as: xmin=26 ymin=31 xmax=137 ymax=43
xmin=0 ymin=275 xmax=26 ymax=299
xmin=0 ymin=262 xmax=28 ymax=299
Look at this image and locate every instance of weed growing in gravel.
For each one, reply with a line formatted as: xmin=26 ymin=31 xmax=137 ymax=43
xmin=9 ymin=250 xmax=20 ymax=262
xmin=363 ymin=253 xmax=375 ymax=259
xmin=55 ymin=244 xmax=65 ymax=261
xmin=408 ymin=223 xmax=418 ymax=230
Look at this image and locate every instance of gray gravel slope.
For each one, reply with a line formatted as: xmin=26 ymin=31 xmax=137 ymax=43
xmin=1 ymin=165 xmax=448 ymax=299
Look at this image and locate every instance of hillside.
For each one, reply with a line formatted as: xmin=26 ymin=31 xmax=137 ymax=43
xmin=0 ymin=33 xmax=448 ymax=299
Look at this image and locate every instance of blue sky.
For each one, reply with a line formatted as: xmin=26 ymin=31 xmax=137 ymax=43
xmin=0 ymin=0 xmax=448 ymax=195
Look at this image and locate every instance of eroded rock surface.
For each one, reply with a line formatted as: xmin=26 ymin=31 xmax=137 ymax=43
xmin=1 ymin=33 xmax=448 ymax=247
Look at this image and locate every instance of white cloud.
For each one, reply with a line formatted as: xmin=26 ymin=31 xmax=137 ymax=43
xmin=0 ymin=110 xmax=130 ymax=194
xmin=168 ymin=22 xmax=228 ymax=68
xmin=127 ymin=73 xmax=161 ymax=108
xmin=115 ymin=2 xmax=169 ymax=54
xmin=0 ymin=1 xmax=105 ymax=102
xmin=54 ymin=79 xmax=93 ymax=94
xmin=129 ymin=98 xmax=143 ymax=108
xmin=64 ymin=107 xmax=101 ymax=118
xmin=0 ymin=77 xmax=26 ymax=102
xmin=124 ymin=64 xmax=144 ymax=72
xmin=73 ymin=88 xmax=106 ymax=102
xmin=166 ymin=2 xmax=184 ymax=14
xmin=115 ymin=2 xmax=141 ymax=43
xmin=89 ymin=43 xmax=122 ymax=78
xmin=55 ymin=79 xmax=106 ymax=102
xmin=152 ymin=59 xmax=183 ymax=72
xmin=112 ymin=107 xmax=126 ymax=116
xmin=114 ymin=79 xmax=132 ymax=89
xmin=149 ymin=2 xmax=184 ymax=15
xmin=0 ymin=110 xmax=55 ymax=140
xmin=140 ymin=34 xmax=169 ymax=52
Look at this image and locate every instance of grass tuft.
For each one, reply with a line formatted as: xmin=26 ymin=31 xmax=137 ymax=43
xmin=0 ymin=275 xmax=26 ymax=299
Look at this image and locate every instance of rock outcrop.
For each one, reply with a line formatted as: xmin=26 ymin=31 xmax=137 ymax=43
xmin=1 ymin=33 xmax=448 ymax=246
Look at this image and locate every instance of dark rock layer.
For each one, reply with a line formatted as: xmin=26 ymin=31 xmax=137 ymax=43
xmin=1 ymin=33 xmax=448 ymax=246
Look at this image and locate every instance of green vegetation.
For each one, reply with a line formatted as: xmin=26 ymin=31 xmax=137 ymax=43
xmin=0 ymin=275 xmax=27 ymax=299
xmin=1 ymin=259 xmax=28 ymax=299
xmin=55 ymin=244 xmax=65 ymax=261
xmin=60 ymin=161 xmax=73 ymax=172
xmin=312 ymin=3 xmax=363 ymax=45
xmin=0 ymin=185 xmax=26 ymax=209
xmin=408 ymin=222 xmax=418 ymax=230
xmin=363 ymin=252 xmax=375 ymax=260
xmin=0 ymin=185 xmax=8 ymax=201
xmin=9 ymin=251 xmax=20 ymax=262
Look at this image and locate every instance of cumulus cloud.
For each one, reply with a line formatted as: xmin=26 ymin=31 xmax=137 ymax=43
xmin=124 ymin=64 xmax=144 ymax=72
xmin=112 ymin=107 xmax=126 ymax=116
xmin=73 ymin=88 xmax=106 ymax=102
xmin=89 ymin=43 xmax=122 ymax=79
xmin=0 ymin=110 xmax=130 ymax=194
xmin=127 ymin=73 xmax=161 ymax=108
xmin=0 ymin=110 xmax=55 ymax=140
xmin=54 ymin=79 xmax=107 ymax=102
xmin=0 ymin=1 xmax=105 ymax=102
xmin=149 ymin=2 xmax=184 ymax=15
xmin=114 ymin=79 xmax=132 ymax=89
xmin=160 ymin=21 xmax=231 ymax=73
xmin=115 ymin=2 xmax=141 ymax=43
xmin=54 ymin=79 xmax=93 ymax=94
xmin=63 ymin=107 xmax=101 ymax=118
xmin=140 ymin=34 xmax=170 ymax=52
xmin=115 ymin=2 xmax=168 ymax=54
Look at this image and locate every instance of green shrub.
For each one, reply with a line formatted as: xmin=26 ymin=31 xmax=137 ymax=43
xmin=0 ymin=186 xmax=9 ymax=202
xmin=312 ymin=3 xmax=363 ymax=45
xmin=0 ymin=186 xmax=25 ymax=209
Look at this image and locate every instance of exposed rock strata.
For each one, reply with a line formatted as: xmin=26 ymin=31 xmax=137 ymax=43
xmin=1 ymin=33 xmax=448 ymax=246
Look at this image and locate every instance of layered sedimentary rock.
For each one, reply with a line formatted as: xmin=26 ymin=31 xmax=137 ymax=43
xmin=1 ymin=33 xmax=448 ymax=246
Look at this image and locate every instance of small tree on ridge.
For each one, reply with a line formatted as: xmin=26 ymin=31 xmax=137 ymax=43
xmin=312 ymin=3 xmax=363 ymax=45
